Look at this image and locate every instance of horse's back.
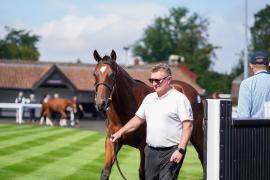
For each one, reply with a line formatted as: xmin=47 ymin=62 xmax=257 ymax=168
xmin=46 ymin=98 xmax=72 ymax=111
xmin=171 ymin=80 xmax=199 ymax=101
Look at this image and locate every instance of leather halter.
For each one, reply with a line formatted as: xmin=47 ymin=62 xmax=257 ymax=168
xmin=94 ymin=60 xmax=117 ymax=109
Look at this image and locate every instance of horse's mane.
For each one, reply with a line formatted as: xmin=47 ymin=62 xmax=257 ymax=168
xmin=134 ymin=79 xmax=147 ymax=85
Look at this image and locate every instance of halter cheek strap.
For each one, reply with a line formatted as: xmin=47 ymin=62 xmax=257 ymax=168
xmin=94 ymin=65 xmax=118 ymax=110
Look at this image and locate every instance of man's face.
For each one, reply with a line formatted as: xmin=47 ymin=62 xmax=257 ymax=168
xmin=149 ymin=70 xmax=171 ymax=93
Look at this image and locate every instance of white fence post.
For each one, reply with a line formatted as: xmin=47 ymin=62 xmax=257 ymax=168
xmin=205 ymin=99 xmax=224 ymax=180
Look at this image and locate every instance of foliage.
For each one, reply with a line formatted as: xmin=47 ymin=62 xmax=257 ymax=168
xmin=132 ymin=7 xmax=217 ymax=73
xmin=0 ymin=123 xmax=202 ymax=179
xmin=250 ymin=5 xmax=270 ymax=55
xmin=132 ymin=7 xmax=230 ymax=94
xmin=0 ymin=27 xmax=40 ymax=60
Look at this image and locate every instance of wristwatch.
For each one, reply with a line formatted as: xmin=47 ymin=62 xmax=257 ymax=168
xmin=177 ymin=147 xmax=186 ymax=155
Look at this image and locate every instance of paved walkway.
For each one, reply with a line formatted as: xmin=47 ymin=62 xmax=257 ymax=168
xmin=0 ymin=118 xmax=107 ymax=132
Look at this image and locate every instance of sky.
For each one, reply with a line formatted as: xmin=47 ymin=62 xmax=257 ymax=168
xmin=0 ymin=0 xmax=269 ymax=73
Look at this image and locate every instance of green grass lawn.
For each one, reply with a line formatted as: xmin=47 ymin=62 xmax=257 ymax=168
xmin=0 ymin=124 xmax=203 ymax=180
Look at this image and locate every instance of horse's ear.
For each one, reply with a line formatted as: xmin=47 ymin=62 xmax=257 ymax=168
xmin=93 ymin=50 xmax=102 ymax=62
xmin=110 ymin=49 xmax=117 ymax=62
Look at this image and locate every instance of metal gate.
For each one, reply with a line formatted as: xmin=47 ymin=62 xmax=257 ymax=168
xmin=204 ymin=99 xmax=270 ymax=180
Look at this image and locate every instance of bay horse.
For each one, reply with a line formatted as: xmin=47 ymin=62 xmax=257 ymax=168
xmin=93 ymin=50 xmax=204 ymax=180
xmin=40 ymin=98 xmax=75 ymax=127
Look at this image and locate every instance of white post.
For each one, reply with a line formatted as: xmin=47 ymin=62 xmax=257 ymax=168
xmin=206 ymin=99 xmax=221 ymax=180
xmin=18 ymin=104 xmax=23 ymax=124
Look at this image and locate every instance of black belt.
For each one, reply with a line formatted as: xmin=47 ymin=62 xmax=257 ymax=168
xmin=147 ymin=145 xmax=177 ymax=151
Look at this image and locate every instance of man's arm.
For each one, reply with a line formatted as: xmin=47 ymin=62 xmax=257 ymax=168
xmin=237 ymin=82 xmax=251 ymax=118
xmin=178 ymin=120 xmax=193 ymax=149
xmin=170 ymin=120 xmax=193 ymax=163
xmin=110 ymin=115 xmax=145 ymax=142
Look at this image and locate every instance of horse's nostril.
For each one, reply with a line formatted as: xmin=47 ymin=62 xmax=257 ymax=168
xmin=95 ymin=100 xmax=107 ymax=111
xmin=101 ymin=100 xmax=106 ymax=107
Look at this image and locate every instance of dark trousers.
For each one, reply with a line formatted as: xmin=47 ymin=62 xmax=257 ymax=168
xmin=144 ymin=145 xmax=185 ymax=180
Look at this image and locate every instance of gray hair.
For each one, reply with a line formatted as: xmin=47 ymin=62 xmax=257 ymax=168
xmin=151 ymin=63 xmax=172 ymax=75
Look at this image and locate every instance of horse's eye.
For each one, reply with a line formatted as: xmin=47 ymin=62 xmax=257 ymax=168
xmin=109 ymin=72 xmax=115 ymax=80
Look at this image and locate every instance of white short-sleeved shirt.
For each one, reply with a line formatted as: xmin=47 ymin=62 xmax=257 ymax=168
xmin=135 ymin=88 xmax=193 ymax=147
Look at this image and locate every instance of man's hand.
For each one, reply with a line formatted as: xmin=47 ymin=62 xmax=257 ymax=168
xmin=170 ymin=150 xmax=183 ymax=164
xmin=110 ymin=131 xmax=122 ymax=143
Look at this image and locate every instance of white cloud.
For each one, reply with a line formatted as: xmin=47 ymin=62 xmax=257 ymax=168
xmin=1 ymin=1 xmax=268 ymax=73
xmin=33 ymin=3 xmax=167 ymax=65
xmin=209 ymin=15 xmax=245 ymax=73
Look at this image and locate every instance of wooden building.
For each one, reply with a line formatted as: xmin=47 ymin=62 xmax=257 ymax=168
xmin=0 ymin=60 xmax=204 ymax=117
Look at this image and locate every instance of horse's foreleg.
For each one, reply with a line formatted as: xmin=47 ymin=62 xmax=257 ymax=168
xmin=101 ymin=137 xmax=122 ymax=180
xmin=59 ymin=111 xmax=67 ymax=127
xmin=46 ymin=117 xmax=53 ymax=126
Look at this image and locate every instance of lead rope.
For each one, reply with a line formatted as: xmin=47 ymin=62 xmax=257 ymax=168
xmin=111 ymin=135 xmax=127 ymax=180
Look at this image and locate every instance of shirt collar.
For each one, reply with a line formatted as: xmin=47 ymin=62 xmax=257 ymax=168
xmin=154 ymin=86 xmax=174 ymax=99
xmin=255 ymin=70 xmax=267 ymax=75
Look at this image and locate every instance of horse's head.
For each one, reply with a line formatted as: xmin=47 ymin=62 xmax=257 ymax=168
xmin=93 ymin=49 xmax=117 ymax=112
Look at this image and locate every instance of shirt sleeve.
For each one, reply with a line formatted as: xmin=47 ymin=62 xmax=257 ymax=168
xmin=177 ymin=94 xmax=194 ymax=121
xmin=135 ymin=96 xmax=148 ymax=120
xmin=237 ymin=81 xmax=251 ymax=118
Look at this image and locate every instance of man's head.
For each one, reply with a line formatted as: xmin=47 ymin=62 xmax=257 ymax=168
xmin=249 ymin=51 xmax=269 ymax=73
xmin=73 ymin=95 xmax=78 ymax=101
xmin=18 ymin=92 xmax=23 ymax=97
xmin=30 ymin=94 xmax=35 ymax=99
xmin=149 ymin=63 xmax=172 ymax=94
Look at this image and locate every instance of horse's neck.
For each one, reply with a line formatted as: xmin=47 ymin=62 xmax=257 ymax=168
xmin=112 ymin=67 xmax=144 ymax=115
xmin=115 ymin=67 xmax=138 ymax=100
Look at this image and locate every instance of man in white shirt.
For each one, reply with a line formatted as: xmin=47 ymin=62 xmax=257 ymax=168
xmin=111 ymin=63 xmax=193 ymax=180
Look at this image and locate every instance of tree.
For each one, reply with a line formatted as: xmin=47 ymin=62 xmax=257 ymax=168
xmin=0 ymin=27 xmax=40 ymax=60
xmin=132 ymin=7 xmax=217 ymax=74
xmin=250 ymin=5 xmax=270 ymax=55
xmin=132 ymin=7 xmax=223 ymax=93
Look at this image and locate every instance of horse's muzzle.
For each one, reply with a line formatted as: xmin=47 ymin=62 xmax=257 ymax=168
xmin=95 ymin=99 xmax=110 ymax=112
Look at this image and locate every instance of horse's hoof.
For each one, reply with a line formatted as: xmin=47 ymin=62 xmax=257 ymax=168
xmin=100 ymin=169 xmax=110 ymax=180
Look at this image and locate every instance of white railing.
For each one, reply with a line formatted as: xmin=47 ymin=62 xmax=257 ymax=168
xmin=0 ymin=103 xmax=42 ymax=124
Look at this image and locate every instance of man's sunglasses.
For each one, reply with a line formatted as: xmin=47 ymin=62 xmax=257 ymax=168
xmin=148 ymin=75 xmax=170 ymax=84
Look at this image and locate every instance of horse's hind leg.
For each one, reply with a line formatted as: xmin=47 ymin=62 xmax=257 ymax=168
xmin=59 ymin=111 xmax=67 ymax=127
xmin=40 ymin=106 xmax=46 ymax=125
xmin=43 ymin=110 xmax=53 ymax=126
xmin=190 ymin=104 xmax=204 ymax=165
xmin=40 ymin=110 xmax=48 ymax=125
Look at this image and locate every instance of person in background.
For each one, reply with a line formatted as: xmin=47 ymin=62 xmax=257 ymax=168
xmin=52 ymin=93 xmax=61 ymax=123
xmin=15 ymin=92 xmax=25 ymax=104
xmin=53 ymin=93 xmax=59 ymax=99
xmin=41 ymin=94 xmax=50 ymax=103
xmin=15 ymin=91 xmax=26 ymax=123
xmin=29 ymin=94 xmax=38 ymax=123
xmin=111 ymin=63 xmax=193 ymax=180
xmin=72 ymin=95 xmax=84 ymax=126
xmin=238 ymin=51 xmax=270 ymax=118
